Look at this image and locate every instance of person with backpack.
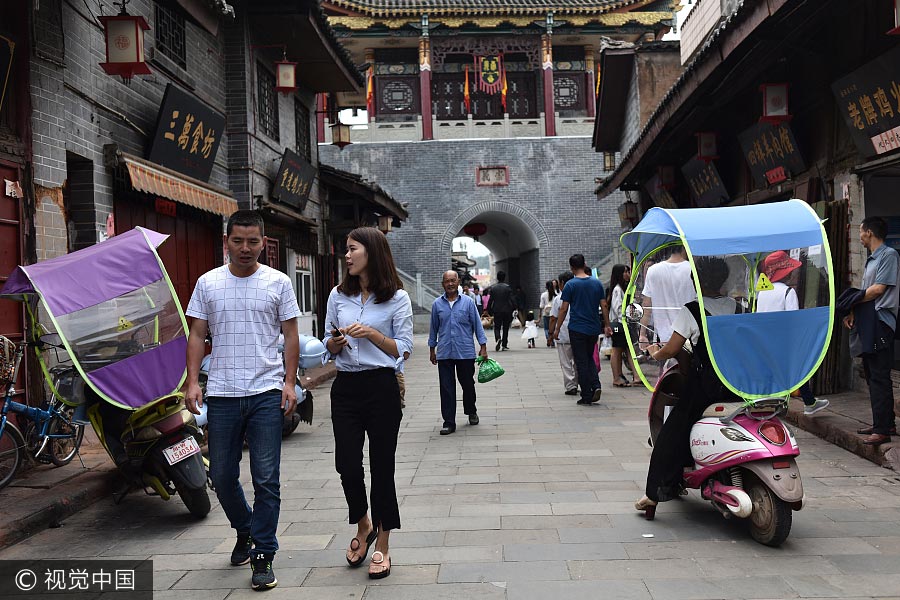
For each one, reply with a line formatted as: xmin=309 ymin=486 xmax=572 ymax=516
xmin=634 ymin=256 xmax=739 ymax=514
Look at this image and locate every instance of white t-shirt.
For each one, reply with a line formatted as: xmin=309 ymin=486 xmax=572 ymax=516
xmin=671 ymin=296 xmax=737 ymax=348
xmin=610 ymin=285 xmax=625 ymax=323
xmin=756 ymin=281 xmax=799 ymax=313
xmin=539 ymin=291 xmax=554 ymax=317
xmin=186 ymin=265 xmax=301 ymax=397
xmin=642 ymin=260 xmax=696 ymax=343
xmin=550 ymin=294 xmax=571 ymax=344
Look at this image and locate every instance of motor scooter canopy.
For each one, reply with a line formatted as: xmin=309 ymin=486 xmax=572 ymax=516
xmin=1 ymin=227 xmax=188 ymax=409
xmin=620 ymin=200 xmax=834 ymax=399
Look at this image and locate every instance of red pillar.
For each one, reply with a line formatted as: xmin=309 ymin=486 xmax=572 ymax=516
xmin=585 ymin=45 xmax=596 ymax=118
xmin=542 ymin=34 xmax=556 ymax=137
xmin=316 ymin=93 xmax=326 ymax=143
xmin=419 ymin=37 xmax=433 ymax=140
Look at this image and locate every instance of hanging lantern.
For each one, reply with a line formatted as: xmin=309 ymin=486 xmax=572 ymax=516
xmin=617 ymin=200 xmax=639 ymax=228
xmin=890 ymin=0 xmax=900 ymax=34
xmin=657 ymin=165 xmax=675 ymax=190
xmin=275 ymin=58 xmax=298 ymax=94
xmin=99 ymin=2 xmax=151 ymax=84
xmin=462 ymin=222 xmax=487 ymax=241
xmin=760 ymin=83 xmax=791 ymax=123
xmin=330 ymin=119 xmax=351 ymax=149
xmin=696 ymin=132 xmax=718 ymax=161
xmin=377 ymin=215 xmax=393 ymax=233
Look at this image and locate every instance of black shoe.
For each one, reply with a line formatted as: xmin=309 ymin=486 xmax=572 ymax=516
xmin=502 ymin=346 xmax=509 ymax=351
xmin=576 ymin=399 xmax=592 ymax=405
xmin=231 ymin=531 xmax=253 ymax=566
xmin=496 ymin=341 xmax=502 ymax=351
xmin=564 ymin=389 xmax=578 ymax=396
xmin=440 ymin=425 xmax=456 ymax=435
xmin=250 ymin=552 xmax=277 ymax=590
xmin=469 ymin=414 xmax=479 ymax=425
xmin=591 ymin=387 xmax=603 ymax=403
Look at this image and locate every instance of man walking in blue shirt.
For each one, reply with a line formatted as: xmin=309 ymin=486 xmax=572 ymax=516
xmin=552 ymin=254 xmax=609 ymax=406
xmin=429 ymin=270 xmax=488 ymax=435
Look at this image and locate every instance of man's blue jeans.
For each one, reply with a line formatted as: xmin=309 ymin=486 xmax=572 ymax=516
xmin=569 ymin=330 xmax=600 ymax=402
xmin=207 ymin=389 xmax=283 ymax=554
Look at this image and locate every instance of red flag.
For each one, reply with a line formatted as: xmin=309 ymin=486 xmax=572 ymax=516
xmin=464 ymin=65 xmax=471 ymax=114
xmin=366 ymin=68 xmax=374 ymax=115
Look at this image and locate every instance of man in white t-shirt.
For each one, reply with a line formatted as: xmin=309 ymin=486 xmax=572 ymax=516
xmin=184 ymin=210 xmax=300 ymax=591
xmin=639 ymin=245 xmax=696 ymax=347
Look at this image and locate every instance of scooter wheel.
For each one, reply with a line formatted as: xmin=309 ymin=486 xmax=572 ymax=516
xmin=746 ymin=476 xmax=792 ymax=547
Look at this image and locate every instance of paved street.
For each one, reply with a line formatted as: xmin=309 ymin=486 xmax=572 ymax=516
xmin=4 ymin=334 xmax=900 ymax=599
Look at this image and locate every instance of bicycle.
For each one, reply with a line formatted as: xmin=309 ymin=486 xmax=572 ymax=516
xmin=0 ymin=334 xmax=86 ymax=489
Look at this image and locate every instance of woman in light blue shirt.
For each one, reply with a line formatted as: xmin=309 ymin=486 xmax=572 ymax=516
xmin=324 ymin=227 xmax=413 ymax=580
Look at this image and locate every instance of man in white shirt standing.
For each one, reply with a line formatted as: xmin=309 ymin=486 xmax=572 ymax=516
xmin=183 ymin=210 xmax=300 ymax=591
xmin=639 ymin=245 xmax=696 ymax=348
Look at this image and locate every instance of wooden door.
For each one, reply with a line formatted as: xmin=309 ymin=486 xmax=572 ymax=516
xmin=0 ymin=162 xmax=25 ymax=402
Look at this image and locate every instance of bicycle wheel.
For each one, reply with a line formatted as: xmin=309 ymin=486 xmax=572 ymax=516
xmin=0 ymin=424 xmax=25 ymax=489
xmin=48 ymin=414 xmax=84 ymax=467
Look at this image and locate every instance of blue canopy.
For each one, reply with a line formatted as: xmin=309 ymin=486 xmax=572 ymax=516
xmin=620 ymin=200 xmax=834 ymax=399
xmin=621 ymin=200 xmax=825 ymax=264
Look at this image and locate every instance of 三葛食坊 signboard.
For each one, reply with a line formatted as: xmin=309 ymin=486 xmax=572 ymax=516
xmin=832 ymin=45 xmax=900 ymax=158
xmin=738 ymin=121 xmax=806 ymax=188
xmin=681 ymin=158 xmax=728 ymax=207
xmin=148 ymin=84 xmax=225 ymax=182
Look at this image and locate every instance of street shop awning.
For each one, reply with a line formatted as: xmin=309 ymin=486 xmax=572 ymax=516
xmin=319 ymin=164 xmax=408 ymax=224
xmin=109 ymin=149 xmax=238 ymax=217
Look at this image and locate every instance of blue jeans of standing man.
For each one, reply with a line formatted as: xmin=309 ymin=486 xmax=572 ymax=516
xmin=207 ymin=389 xmax=284 ymax=554
xmin=569 ymin=330 xmax=600 ymax=403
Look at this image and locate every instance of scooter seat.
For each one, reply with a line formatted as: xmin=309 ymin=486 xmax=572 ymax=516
xmin=701 ymin=402 xmax=745 ymax=418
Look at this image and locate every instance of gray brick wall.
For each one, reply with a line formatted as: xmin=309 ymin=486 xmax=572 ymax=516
xmin=320 ymin=137 xmax=625 ymax=309
xmin=30 ymin=0 xmax=229 ymax=248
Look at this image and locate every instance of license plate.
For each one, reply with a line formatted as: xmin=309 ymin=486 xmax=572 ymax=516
xmin=162 ymin=436 xmax=201 ymax=466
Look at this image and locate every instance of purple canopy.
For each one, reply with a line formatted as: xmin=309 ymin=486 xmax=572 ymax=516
xmin=2 ymin=228 xmax=169 ymax=316
xmin=2 ymin=227 xmax=188 ymax=410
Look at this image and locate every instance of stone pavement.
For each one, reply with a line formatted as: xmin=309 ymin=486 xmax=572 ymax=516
xmin=4 ymin=335 xmax=900 ymax=599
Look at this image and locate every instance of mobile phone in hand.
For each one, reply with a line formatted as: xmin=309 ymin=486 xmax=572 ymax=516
xmin=331 ymin=323 xmax=352 ymax=350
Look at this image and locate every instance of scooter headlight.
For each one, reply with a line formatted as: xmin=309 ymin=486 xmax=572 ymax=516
xmin=758 ymin=421 xmax=786 ymax=446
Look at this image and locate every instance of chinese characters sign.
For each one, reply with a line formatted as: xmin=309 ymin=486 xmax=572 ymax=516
xmin=476 ymin=166 xmax=509 ymax=187
xmin=273 ymin=148 xmax=316 ymax=211
xmin=0 ymin=559 xmax=152 ymax=599
xmin=148 ymin=84 xmax=225 ymax=182
xmin=475 ymin=55 xmax=504 ymax=94
xmin=832 ymin=45 xmax=900 ymax=158
xmin=738 ymin=121 xmax=806 ymax=189
xmin=681 ymin=158 xmax=728 ymax=207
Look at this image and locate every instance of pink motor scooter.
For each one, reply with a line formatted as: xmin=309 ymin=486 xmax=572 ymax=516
xmin=644 ymin=356 xmax=804 ymax=547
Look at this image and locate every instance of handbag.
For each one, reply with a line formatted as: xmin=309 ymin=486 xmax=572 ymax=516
xmin=476 ymin=356 xmax=505 ymax=383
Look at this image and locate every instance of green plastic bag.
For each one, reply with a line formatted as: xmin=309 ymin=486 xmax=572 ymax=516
xmin=476 ymin=356 xmax=505 ymax=383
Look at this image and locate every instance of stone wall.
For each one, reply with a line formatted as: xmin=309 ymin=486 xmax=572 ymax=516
xmin=320 ymin=136 xmax=625 ymax=309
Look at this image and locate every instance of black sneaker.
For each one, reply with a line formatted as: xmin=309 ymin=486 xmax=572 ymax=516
xmin=250 ymin=552 xmax=277 ymax=590
xmin=231 ymin=531 xmax=253 ymax=566
xmin=468 ymin=414 xmax=479 ymax=425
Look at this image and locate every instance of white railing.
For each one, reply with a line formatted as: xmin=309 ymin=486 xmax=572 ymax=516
xmin=324 ymin=113 xmax=594 ymax=143
xmin=395 ymin=267 xmax=442 ymax=310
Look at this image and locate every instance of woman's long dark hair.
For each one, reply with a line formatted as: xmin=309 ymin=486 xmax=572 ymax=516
xmin=338 ymin=227 xmax=403 ymax=303
xmin=545 ymin=280 xmax=556 ymax=300
xmin=608 ymin=264 xmax=629 ymax=295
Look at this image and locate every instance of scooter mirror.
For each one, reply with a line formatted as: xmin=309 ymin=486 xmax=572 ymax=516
xmin=39 ymin=332 xmax=62 ymax=347
xmin=625 ymin=303 xmax=644 ymax=323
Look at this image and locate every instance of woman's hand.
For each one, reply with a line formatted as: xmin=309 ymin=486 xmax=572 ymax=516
xmin=343 ymin=322 xmax=378 ymax=340
xmin=328 ymin=330 xmax=351 ymax=353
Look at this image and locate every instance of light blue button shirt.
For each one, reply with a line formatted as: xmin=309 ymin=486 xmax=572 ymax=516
xmin=323 ymin=286 xmax=414 ymax=372
xmin=428 ymin=293 xmax=488 ymax=360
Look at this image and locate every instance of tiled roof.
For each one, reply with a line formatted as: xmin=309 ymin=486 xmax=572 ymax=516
xmin=326 ymin=0 xmax=656 ymax=17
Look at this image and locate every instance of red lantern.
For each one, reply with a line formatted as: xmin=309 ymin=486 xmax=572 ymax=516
xmin=760 ymin=83 xmax=791 ymax=123
xmin=275 ymin=59 xmax=298 ymax=94
xmin=696 ymin=132 xmax=718 ymax=161
xmin=99 ymin=4 xmax=151 ymax=84
xmin=463 ymin=222 xmax=487 ymax=241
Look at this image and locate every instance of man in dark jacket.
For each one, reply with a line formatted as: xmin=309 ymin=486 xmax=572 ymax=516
xmin=487 ymin=271 xmax=516 ymax=351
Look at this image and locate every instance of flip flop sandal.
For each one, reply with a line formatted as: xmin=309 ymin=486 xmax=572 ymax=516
xmin=368 ymin=551 xmax=391 ymax=579
xmin=346 ymin=528 xmax=378 ymax=568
